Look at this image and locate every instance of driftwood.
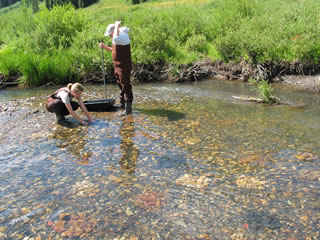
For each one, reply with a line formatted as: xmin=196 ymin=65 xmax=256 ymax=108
xmin=0 ymin=81 xmax=19 ymax=89
xmin=40 ymin=82 xmax=54 ymax=88
xmin=232 ymin=95 xmax=281 ymax=105
xmin=232 ymin=95 xmax=309 ymax=111
xmin=175 ymin=63 xmax=211 ymax=82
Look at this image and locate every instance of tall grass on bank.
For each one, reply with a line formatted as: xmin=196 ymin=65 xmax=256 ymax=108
xmin=0 ymin=48 xmax=80 ymax=85
xmin=19 ymin=52 xmax=79 ymax=86
xmin=0 ymin=0 xmax=319 ymax=86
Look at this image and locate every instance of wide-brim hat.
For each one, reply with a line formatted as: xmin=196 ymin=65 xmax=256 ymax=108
xmin=104 ymin=24 xmax=115 ymax=37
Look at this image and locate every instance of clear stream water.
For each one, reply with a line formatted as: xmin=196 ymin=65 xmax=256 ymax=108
xmin=0 ymin=79 xmax=319 ymax=239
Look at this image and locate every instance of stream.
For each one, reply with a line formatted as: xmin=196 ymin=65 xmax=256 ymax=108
xmin=0 ymin=79 xmax=319 ymax=239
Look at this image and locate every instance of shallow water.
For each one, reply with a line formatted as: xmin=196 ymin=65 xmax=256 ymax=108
xmin=0 ymin=80 xmax=319 ymax=239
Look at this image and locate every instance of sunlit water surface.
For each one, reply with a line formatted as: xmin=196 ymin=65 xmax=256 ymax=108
xmin=0 ymin=80 xmax=319 ymax=239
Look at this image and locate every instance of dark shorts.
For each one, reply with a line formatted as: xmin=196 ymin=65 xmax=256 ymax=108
xmin=46 ymin=98 xmax=79 ymax=116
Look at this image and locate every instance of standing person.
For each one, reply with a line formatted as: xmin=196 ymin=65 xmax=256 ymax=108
xmin=46 ymin=83 xmax=92 ymax=126
xmin=99 ymin=20 xmax=133 ymax=115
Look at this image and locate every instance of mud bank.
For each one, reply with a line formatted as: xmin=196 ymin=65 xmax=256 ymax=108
xmin=115 ymin=59 xmax=320 ymax=93
xmin=1 ymin=59 xmax=320 ymax=93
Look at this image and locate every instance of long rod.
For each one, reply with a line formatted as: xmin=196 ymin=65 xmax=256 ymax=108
xmin=101 ymin=47 xmax=106 ymax=99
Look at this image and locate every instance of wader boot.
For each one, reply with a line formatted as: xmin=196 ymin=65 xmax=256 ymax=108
xmin=120 ymin=98 xmax=125 ymax=109
xmin=56 ymin=113 xmax=72 ymax=127
xmin=120 ymin=102 xmax=132 ymax=116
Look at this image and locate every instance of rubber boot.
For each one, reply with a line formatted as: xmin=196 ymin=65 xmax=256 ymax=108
xmin=120 ymin=98 xmax=125 ymax=109
xmin=56 ymin=113 xmax=72 ymax=127
xmin=55 ymin=113 xmax=65 ymax=122
xmin=120 ymin=102 xmax=132 ymax=116
xmin=125 ymin=102 xmax=132 ymax=115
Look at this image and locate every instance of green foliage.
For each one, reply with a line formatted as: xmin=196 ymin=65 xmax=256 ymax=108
xmin=0 ymin=47 xmax=20 ymax=76
xmin=249 ymin=78 xmax=275 ymax=104
xmin=18 ymin=51 xmax=79 ymax=86
xmin=0 ymin=0 xmax=320 ymax=86
xmin=32 ymin=0 xmax=39 ymax=13
xmin=0 ymin=4 xmax=87 ymax=85
xmin=185 ymin=35 xmax=208 ymax=55
xmin=0 ymin=6 xmax=35 ymax=44
xmin=126 ymin=5 xmax=212 ymax=63
xmin=24 ymin=4 xmax=87 ymax=53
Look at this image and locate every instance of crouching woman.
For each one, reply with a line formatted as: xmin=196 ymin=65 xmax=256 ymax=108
xmin=46 ymin=83 xmax=92 ymax=126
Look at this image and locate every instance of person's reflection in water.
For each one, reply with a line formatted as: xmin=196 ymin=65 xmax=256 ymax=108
xmin=118 ymin=116 xmax=140 ymax=173
xmin=50 ymin=127 xmax=92 ymax=165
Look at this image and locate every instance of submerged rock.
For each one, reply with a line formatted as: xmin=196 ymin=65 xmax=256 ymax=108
xmin=9 ymin=208 xmax=44 ymax=226
xmin=176 ymin=174 xmax=211 ymax=188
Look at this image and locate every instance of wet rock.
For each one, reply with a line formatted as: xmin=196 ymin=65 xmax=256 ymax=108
xmin=236 ymin=175 xmax=265 ymax=189
xmin=299 ymin=169 xmax=320 ymax=181
xmin=0 ymin=233 xmax=7 ymax=240
xmin=134 ymin=190 xmax=166 ymax=209
xmin=50 ymin=213 xmax=96 ymax=237
xmin=294 ymin=151 xmax=319 ymax=161
xmin=9 ymin=208 xmax=44 ymax=226
xmin=239 ymin=154 xmax=263 ymax=164
xmin=53 ymin=220 xmax=67 ymax=233
xmin=72 ymin=180 xmax=100 ymax=197
xmin=176 ymin=174 xmax=211 ymax=188
xmin=214 ymin=74 xmax=228 ymax=81
xmin=184 ymin=137 xmax=201 ymax=145
xmin=244 ymin=209 xmax=281 ymax=231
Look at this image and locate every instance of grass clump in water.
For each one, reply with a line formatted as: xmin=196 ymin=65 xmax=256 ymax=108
xmin=249 ymin=78 xmax=277 ymax=104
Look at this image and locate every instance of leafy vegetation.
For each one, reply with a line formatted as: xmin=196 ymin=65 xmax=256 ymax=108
xmin=249 ymin=78 xmax=276 ymax=104
xmin=0 ymin=0 xmax=319 ymax=86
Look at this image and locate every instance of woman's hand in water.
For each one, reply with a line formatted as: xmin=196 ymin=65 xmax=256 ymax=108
xmin=80 ymin=120 xmax=89 ymax=126
xmin=87 ymin=116 xmax=93 ymax=124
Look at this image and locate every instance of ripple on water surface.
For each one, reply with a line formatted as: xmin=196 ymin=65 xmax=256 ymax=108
xmin=0 ymin=80 xmax=319 ymax=239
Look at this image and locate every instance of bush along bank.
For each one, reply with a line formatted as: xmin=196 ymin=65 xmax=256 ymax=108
xmin=0 ymin=0 xmax=319 ymax=88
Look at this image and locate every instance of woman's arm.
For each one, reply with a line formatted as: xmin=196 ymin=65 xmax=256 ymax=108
xmin=114 ymin=21 xmax=121 ymax=37
xmin=78 ymin=98 xmax=92 ymax=123
xmin=99 ymin=42 xmax=112 ymax=52
xmin=64 ymin=103 xmax=88 ymax=125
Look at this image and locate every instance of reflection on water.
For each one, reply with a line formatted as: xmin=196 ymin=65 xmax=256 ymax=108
xmin=119 ymin=116 xmax=139 ymax=173
xmin=50 ymin=126 xmax=92 ymax=164
xmin=0 ymin=79 xmax=319 ymax=239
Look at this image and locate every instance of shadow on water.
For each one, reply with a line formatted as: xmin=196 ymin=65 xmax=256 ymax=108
xmin=136 ymin=108 xmax=185 ymax=121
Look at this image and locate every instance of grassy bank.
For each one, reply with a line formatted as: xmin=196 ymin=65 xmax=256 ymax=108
xmin=0 ymin=0 xmax=319 ymax=86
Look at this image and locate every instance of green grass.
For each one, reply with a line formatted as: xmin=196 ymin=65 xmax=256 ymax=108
xmin=0 ymin=0 xmax=319 ymax=86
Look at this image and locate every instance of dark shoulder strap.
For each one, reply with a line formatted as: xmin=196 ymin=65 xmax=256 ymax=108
xmin=51 ymin=87 xmax=72 ymax=99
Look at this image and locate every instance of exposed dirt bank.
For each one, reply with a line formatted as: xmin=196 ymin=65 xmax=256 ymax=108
xmin=273 ymin=75 xmax=320 ymax=92
xmin=1 ymin=59 xmax=320 ymax=93
xmin=129 ymin=59 xmax=320 ymax=93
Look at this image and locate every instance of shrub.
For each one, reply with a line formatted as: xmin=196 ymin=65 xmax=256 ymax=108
xmin=0 ymin=47 xmax=21 ymax=76
xmin=185 ymin=35 xmax=207 ymax=54
xmin=21 ymin=4 xmax=87 ymax=54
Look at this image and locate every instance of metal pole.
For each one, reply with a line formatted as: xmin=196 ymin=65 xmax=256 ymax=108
xmin=101 ymin=47 xmax=106 ymax=99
